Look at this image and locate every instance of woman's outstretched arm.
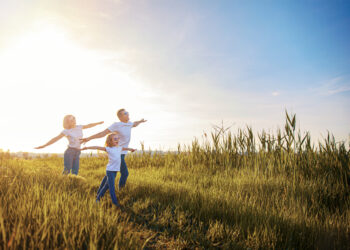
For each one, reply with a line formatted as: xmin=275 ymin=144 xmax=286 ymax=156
xmin=82 ymin=121 xmax=104 ymax=129
xmin=35 ymin=133 xmax=65 ymax=149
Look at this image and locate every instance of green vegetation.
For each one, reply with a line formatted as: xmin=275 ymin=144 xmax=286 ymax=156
xmin=0 ymin=113 xmax=349 ymax=249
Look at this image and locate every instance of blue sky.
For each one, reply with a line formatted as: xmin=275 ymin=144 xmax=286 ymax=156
xmin=0 ymin=0 xmax=349 ymax=152
xmin=121 ymin=0 xmax=350 ymax=92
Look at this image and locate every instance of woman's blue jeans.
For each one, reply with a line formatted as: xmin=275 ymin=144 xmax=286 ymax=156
xmin=63 ymin=147 xmax=81 ymax=175
xmin=96 ymin=171 xmax=119 ymax=206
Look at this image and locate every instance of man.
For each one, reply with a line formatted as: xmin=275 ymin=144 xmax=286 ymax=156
xmin=81 ymin=109 xmax=146 ymax=188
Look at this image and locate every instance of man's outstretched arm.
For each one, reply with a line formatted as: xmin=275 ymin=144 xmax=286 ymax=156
xmin=80 ymin=128 xmax=110 ymax=144
xmin=133 ymin=119 xmax=147 ymax=127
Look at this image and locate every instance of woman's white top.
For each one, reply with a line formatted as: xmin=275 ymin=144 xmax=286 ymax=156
xmin=61 ymin=125 xmax=83 ymax=149
xmin=106 ymin=146 xmax=122 ymax=171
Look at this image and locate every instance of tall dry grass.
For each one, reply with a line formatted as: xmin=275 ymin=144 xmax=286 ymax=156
xmin=0 ymin=112 xmax=349 ymax=249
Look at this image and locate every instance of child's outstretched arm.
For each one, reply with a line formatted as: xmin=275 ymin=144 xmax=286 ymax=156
xmin=35 ymin=133 xmax=65 ymax=149
xmin=80 ymin=129 xmax=110 ymax=144
xmin=133 ymin=119 xmax=147 ymax=127
xmin=82 ymin=121 xmax=104 ymax=129
xmin=80 ymin=146 xmax=106 ymax=152
xmin=122 ymin=147 xmax=137 ymax=152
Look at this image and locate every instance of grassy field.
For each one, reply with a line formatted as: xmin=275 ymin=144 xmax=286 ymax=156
xmin=0 ymin=114 xmax=349 ymax=249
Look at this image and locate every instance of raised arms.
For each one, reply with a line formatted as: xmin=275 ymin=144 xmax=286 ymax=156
xmin=81 ymin=146 xmax=136 ymax=152
xmin=80 ymin=128 xmax=110 ymax=144
xmin=82 ymin=121 xmax=104 ymax=129
xmin=80 ymin=146 xmax=106 ymax=152
xmin=35 ymin=133 xmax=65 ymax=149
xmin=122 ymin=147 xmax=137 ymax=152
xmin=133 ymin=119 xmax=147 ymax=127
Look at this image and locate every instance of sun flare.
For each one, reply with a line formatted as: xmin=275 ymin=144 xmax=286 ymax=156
xmin=0 ymin=22 xmax=151 ymax=153
xmin=1 ymin=24 xmax=98 ymax=89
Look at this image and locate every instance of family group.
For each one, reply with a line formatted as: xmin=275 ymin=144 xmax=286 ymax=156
xmin=35 ymin=109 xmax=147 ymax=208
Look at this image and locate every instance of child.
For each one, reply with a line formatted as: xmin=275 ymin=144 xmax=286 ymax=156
xmin=81 ymin=133 xmax=136 ymax=207
xmin=35 ymin=115 xmax=104 ymax=175
xmin=80 ymin=109 xmax=146 ymax=189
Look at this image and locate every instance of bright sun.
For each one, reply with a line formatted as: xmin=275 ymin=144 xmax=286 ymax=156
xmin=0 ymin=22 xmax=147 ymax=153
xmin=1 ymin=24 xmax=99 ymax=90
xmin=0 ymin=22 xmax=137 ymax=105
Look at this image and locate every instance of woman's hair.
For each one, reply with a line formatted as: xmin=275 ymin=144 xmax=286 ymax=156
xmin=105 ymin=133 xmax=119 ymax=147
xmin=63 ymin=115 xmax=75 ymax=129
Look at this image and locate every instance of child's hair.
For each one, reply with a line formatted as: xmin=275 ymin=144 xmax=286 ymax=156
xmin=116 ymin=108 xmax=126 ymax=119
xmin=105 ymin=133 xmax=119 ymax=147
xmin=63 ymin=115 xmax=75 ymax=129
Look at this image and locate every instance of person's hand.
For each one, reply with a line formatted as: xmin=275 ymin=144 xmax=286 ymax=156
xmin=80 ymin=147 xmax=87 ymax=151
xmin=139 ymin=119 xmax=147 ymax=123
xmin=130 ymin=148 xmax=137 ymax=153
xmin=98 ymin=121 xmax=104 ymax=125
xmin=80 ymin=138 xmax=90 ymax=144
xmin=35 ymin=145 xmax=45 ymax=149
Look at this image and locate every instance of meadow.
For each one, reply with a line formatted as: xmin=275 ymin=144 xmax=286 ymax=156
xmin=0 ymin=113 xmax=349 ymax=249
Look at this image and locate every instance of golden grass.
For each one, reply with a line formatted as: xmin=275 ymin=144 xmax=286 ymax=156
xmin=0 ymin=113 xmax=349 ymax=249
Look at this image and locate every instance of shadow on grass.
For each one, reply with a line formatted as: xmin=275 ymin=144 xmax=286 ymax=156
xmin=117 ymin=182 xmax=348 ymax=250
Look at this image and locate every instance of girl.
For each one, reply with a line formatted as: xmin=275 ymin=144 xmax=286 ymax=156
xmin=81 ymin=133 xmax=136 ymax=207
xmin=35 ymin=115 xmax=104 ymax=175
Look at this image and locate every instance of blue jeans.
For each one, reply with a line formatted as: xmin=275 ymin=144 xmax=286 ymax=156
xmin=96 ymin=154 xmax=129 ymax=193
xmin=96 ymin=171 xmax=119 ymax=206
xmin=63 ymin=147 xmax=81 ymax=175
xmin=119 ymin=154 xmax=129 ymax=188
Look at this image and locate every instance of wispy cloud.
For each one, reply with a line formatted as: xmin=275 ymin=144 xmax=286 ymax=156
xmin=314 ymin=76 xmax=350 ymax=96
xmin=272 ymin=91 xmax=280 ymax=96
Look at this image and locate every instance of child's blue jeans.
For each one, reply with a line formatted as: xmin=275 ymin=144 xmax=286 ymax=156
xmin=96 ymin=170 xmax=119 ymax=206
xmin=63 ymin=147 xmax=81 ymax=175
xmin=96 ymin=154 xmax=129 ymax=194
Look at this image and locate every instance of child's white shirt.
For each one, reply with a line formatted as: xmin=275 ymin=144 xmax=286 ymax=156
xmin=108 ymin=122 xmax=134 ymax=154
xmin=62 ymin=125 xmax=83 ymax=149
xmin=106 ymin=146 xmax=122 ymax=171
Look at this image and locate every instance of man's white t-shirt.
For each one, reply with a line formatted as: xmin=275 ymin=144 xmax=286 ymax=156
xmin=106 ymin=146 xmax=122 ymax=171
xmin=61 ymin=125 xmax=83 ymax=149
xmin=108 ymin=122 xmax=134 ymax=154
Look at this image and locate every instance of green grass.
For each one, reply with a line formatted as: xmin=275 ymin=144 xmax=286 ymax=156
xmin=0 ymin=113 xmax=349 ymax=249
